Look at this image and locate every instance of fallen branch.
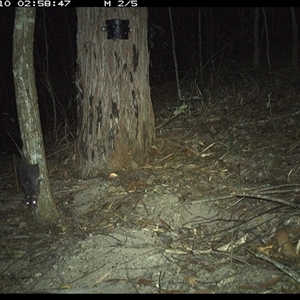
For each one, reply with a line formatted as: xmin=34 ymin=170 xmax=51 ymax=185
xmin=236 ymin=193 xmax=300 ymax=209
xmin=254 ymin=252 xmax=300 ymax=283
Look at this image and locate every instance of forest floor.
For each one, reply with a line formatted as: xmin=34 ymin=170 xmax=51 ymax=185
xmin=1 ymin=64 xmax=300 ymax=293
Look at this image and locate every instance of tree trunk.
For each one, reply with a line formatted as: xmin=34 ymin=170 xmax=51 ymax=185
xmin=76 ymin=8 xmax=155 ymax=178
xmin=198 ymin=8 xmax=203 ymax=85
xmin=13 ymin=8 xmax=59 ymax=223
xmin=205 ymin=7 xmax=215 ymax=66
xmin=290 ymin=7 xmax=298 ymax=70
xmin=253 ymin=7 xmax=259 ymax=68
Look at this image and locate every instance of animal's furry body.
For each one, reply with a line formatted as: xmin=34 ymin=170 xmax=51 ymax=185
xmin=6 ymin=131 xmax=41 ymax=210
xmin=18 ymin=155 xmax=41 ymax=210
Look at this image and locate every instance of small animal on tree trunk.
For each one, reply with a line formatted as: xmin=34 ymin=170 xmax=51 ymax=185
xmin=6 ymin=131 xmax=41 ymax=210
xmin=18 ymin=156 xmax=41 ymax=210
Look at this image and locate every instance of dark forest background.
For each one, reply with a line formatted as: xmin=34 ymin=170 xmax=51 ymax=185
xmin=0 ymin=7 xmax=298 ymax=151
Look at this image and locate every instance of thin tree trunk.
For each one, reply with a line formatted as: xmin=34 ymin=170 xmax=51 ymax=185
xmin=168 ymin=7 xmax=181 ymax=101
xmin=290 ymin=7 xmax=298 ymax=69
xmin=205 ymin=7 xmax=215 ymax=67
xmin=13 ymin=8 xmax=59 ymax=222
xmin=253 ymin=7 xmax=259 ymax=68
xmin=198 ymin=7 xmax=203 ymax=85
xmin=262 ymin=7 xmax=271 ymax=74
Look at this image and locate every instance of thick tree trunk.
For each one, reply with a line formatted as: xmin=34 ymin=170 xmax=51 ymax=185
xmin=13 ymin=8 xmax=59 ymax=222
xmin=76 ymin=8 xmax=155 ymax=178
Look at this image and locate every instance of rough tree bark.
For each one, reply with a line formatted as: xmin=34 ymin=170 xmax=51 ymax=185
xmin=76 ymin=8 xmax=155 ymax=178
xmin=13 ymin=8 xmax=59 ymax=222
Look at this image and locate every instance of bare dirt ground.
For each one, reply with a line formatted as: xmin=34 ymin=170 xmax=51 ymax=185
xmin=1 ymin=65 xmax=300 ymax=293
